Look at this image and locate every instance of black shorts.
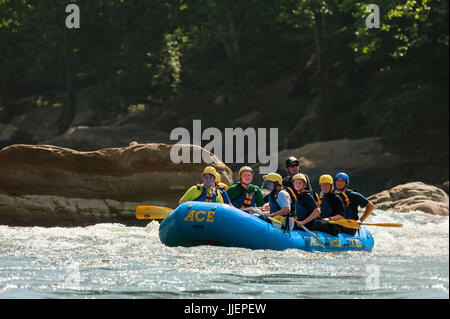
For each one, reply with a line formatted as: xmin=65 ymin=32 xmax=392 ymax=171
xmin=312 ymin=221 xmax=342 ymax=236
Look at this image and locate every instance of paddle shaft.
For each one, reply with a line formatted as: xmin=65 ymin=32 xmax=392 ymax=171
xmin=328 ymin=218 xmax=402 ymax=229
xmin=361 ymin=222 xmax=403 ymax=227
xmin=242 ymin=207 xmax=282 ymax=229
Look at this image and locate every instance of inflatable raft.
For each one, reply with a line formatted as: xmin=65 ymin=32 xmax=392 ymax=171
xmin=159 ymin=202 xmax=374 ymax=252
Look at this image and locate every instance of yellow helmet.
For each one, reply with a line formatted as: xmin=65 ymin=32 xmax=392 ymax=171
xmin=319 ymin=174 xmax=334 ymax=185
xmin=202 ymin=166 xmax=217 ymax=176
xmin=292 ymin=173 xmax=308 ymax=185
xmin=238 ymin=166 xmax=254 ymax=177
xmin=264 ymin=173 xmax=282 ymax=185
xmin=214 ymin=171 xmax=221 ymax=183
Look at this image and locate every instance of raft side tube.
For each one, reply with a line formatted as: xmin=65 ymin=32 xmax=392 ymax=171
xmin=158 ymin=202 xmax=373 ymax=252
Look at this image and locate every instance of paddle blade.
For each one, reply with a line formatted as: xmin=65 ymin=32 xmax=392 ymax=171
xmin=136 ymin=206 xmax=173 ymax=220
xmin=329 ymin=219 xmax=361 ymax=229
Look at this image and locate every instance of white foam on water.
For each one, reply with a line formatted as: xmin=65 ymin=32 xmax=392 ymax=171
xmin=0 ymin=209 xmax=448 ymax=298
xmin=367 ymin=210 xmax=449 ymax=257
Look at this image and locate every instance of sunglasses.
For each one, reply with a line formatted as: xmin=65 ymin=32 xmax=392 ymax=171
xmin=288 ymin=164 xmax=299 ymax=168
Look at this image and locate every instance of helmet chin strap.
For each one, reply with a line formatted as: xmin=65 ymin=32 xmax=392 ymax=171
xmin=240 ymin=181 xmax=251 ymax=188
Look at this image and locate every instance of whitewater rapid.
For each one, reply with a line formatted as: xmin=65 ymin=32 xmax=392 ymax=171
xmin=0 ymin=209 xmax=448 ymax=298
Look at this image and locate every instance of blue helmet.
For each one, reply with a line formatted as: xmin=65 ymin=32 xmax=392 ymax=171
xmin=335 ymin=172 xmax=349 ymax=184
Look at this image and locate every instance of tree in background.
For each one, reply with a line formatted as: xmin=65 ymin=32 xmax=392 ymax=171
xmin=0 ymin=0 xmax=447 ymax=160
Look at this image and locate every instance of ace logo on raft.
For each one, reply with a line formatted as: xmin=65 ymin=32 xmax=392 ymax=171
xmin=184 ymin=209 xmax=215 ymax=223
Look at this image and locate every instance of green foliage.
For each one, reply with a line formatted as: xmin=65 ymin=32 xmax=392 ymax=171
xmin=0 ymin=0 xmax=447 ymax=157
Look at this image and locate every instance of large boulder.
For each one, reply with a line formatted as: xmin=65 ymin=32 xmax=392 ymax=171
xmin=0 ymin=143 xmax=232 ymax=226
xmin=368 ymin=182 xmax=449 ymax=216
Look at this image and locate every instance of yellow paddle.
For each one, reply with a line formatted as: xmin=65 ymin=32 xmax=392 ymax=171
xmin=293 ymin=217 xmax=325 ymax=247
xmin=328 ymin=219 xmax=403 ymax=229
xmin=362 ymin=222 xmax=403 ymax=228
xmin=136 ymin=205 xmax=283 ymax=230
xmin=136 ymin=206 xmax=173 ymax=220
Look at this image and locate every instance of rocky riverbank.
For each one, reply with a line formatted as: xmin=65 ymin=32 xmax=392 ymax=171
xmin=368 ymin=182 xmax=449 ymax=216
xmin=0 ymin=143 xmax=232 ymax=226
xmin=0 ymin=141 xmax=448 ymax=226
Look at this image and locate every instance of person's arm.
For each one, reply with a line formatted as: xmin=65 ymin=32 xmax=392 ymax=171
xmin=330 ymin=213 xmax=344 ymax=221
xmin=268 ymin=206 xmax=290 ymax=217
xmin=297 ymin=208 xmax=320 ymax=225
xmin=179 ymin=186 xmax=198 ymax=205
xmin=296 ymin=193 xmax=320 ymax=225
xmin=221 ymin=189 xmax=232 ymax=205
xmin=359 ymin=200 xmax=374 ymax=223
xmin=255 ymin=187 xmax=266 ymax=207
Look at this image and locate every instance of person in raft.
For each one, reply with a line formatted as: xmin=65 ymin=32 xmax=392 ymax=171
xmin=316 ymin=174 xmax=346 ymax=236
xmin=260 ymin=173 xmax=295 ymax=232
xmin=227 ymin=166 xmax=265 ymax=210
xmin=213 ymin=171 xmax=232 ymax=205
xmin=282 ymin=156 xmax=313 ymax=192
xmin=179 ymin=166 xmax=224 ymax=204
xmin=289 ymin=173 xmax=321 ymax=231
xmin=334 ymin=172 xmax=375 ymax=235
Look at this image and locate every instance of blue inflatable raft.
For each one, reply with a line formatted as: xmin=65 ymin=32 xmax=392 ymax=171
xmin=159 ymin=202 xmax=374 ymax=252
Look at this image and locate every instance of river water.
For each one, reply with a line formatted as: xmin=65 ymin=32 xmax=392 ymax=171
xmin=0 ymin=209 xmax=448 ymax=299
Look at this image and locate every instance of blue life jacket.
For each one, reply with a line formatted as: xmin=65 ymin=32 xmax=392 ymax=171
xmin=268 ymin=191 xmax=281 ymax=213
xmin=294 ymin=202 xmax=309 ymax=220
xmin=319 ymin=193 xmax=332 ymax=218
xmin=269 ymin=189 xmax=296 ymax=231
xmin=319 ymin=191 xmax=347 ymax=218
xmin=294 ymin=191 xmax=317 ymax=221
xmin=193 ymin=185 xmax=218 ymax=202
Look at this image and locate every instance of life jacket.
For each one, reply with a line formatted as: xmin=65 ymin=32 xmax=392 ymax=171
xmin=339 ymin=191 xmax=350 ymax=207
xmin=215 ymin=185 xmax=226 ymax=194
xmin=269 ymin=188 xmax=296 ymax=231
xmin=341 ymin=188 xmax=359 ymax=220
xmin=218 ymin=182 xmax=229 ymax=191
xmin=193 ymin=184 xmax=220 ymax=202
xmin=231 ymin=183 xmax=258 ymax=209
xmin=312 ymin=191 xmax=321 ymax=206
xmin=318 ymin=190 xmax=349 ymax=218
xmin=291 ymin=189 xmax=318 ymax=221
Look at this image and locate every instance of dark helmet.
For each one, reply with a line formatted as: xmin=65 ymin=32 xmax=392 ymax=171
xmin=285 ymin=156 xmax=299 ymax=167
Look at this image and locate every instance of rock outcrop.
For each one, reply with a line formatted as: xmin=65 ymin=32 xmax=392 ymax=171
xmin=276 ymin=137 xmax=449 ymax=196
xmin=43 ymin=123 xmax=170 ymax=151
xmin=368 ymin=182 xmax=449 ymax=216
xmin=0 ymin=143 xmax=233 ymax=226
